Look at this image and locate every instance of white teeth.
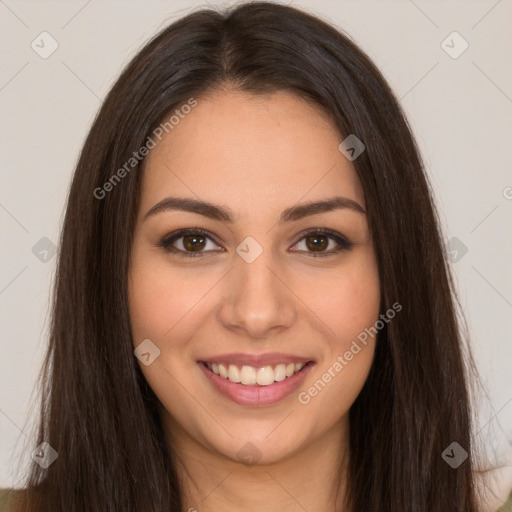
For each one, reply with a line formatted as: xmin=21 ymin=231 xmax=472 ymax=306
xmin=274 ymin=364 xmax=286 ymax=382
xmin=256 ymin=366 xmax=275 ymax=386
xmin=218 ymin=364 xmax=228 ymax=378
xmin=240 ymin=365 xmax=257 ymax=385
xmin=227 ymin=364 xmax=241 ymax=383
xmin=205 ymin=361 xmax=309 ymax=386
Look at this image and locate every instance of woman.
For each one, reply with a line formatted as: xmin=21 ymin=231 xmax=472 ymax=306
xmin=0 ymin=1 xmax=499 ymax=510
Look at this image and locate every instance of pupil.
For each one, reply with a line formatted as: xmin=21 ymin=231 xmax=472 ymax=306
xmin=184 ymin=234 xmax=205 ymax=251
xmin=307 ymin=235 xmax=327 ymax=251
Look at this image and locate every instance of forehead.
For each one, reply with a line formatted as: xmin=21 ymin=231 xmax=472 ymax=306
xmin=141 ymin=89 xmax=365 ymax=214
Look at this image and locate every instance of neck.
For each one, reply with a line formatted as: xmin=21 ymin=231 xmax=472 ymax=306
xmin=162 ymin=413 xmax=351 ymax=512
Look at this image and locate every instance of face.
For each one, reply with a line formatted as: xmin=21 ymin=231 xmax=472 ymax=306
xmin=128 ymin=89 xmax=380 ymax=466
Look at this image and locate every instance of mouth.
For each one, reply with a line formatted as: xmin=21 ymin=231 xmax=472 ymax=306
xmin=197 ymin=358 xmax=315 ymax=407
xmin=200 ymin=360 xmax=313 ymax=386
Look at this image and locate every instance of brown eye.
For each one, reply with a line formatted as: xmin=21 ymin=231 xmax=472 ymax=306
xmin=291 ymin=229 xmax=353 ymax=257
xmin=305 ymin=234 xmax=329 ymax=252
xmin=159 ymin=229 xmax=223 ymax=257
xmin=182 ymin=233 xmax=206 ymax=252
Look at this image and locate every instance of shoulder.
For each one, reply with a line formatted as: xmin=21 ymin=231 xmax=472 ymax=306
xmin=1 ymin=486 xmax=512 ymax=511
xmin=0 ymin=488 xmax=24 ymax=512
xmin=496 ymin=490 xmax=512 ymax=512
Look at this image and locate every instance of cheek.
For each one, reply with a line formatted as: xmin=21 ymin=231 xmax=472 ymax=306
xmin=128 ymin=268 xmax=172 ymax=344
xmin=293 ymin=249 xmax=380 ymax=411
xmin=128 ymin=252 xmax=217 ymax=344
xmin=295 ymin=249 xmax=381 ymax=346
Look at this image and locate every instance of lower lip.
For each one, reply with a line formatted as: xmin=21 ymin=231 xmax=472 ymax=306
xmin=198 ymin=362 xmax=314 ymax=407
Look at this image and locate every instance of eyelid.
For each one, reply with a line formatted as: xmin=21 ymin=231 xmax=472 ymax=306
xmin=158 ymin=228 xmax=223 ymax=255
xmin=292 ymin=227 xmax=351 ymax=245
xmin=158 ymin=227 xmax=353 ymax=257
xmin=290 ymin=227 xmax=353 ymax=256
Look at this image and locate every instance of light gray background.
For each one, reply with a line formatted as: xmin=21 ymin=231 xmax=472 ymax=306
xmin=1 ymin=0 xmax=511 ymax=508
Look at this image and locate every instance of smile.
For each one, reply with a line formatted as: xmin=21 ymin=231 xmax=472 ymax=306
xmin=204 ymin=361 xmax=309 ymax=386
xmin=198 ymin=360 xmax=315 ymax=407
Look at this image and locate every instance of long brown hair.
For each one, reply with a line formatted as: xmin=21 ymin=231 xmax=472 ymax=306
xmin=11 ymin=2 xmax=482 ymax=510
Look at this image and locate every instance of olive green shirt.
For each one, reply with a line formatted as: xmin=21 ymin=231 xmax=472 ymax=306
xmin=1 ymin=486 xmax=511 ymax=511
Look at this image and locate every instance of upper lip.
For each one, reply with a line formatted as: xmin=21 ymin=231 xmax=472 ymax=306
xmin=198 ymin=352 xmax=314 ymax=368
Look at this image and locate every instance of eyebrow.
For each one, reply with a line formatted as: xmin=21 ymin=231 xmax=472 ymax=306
xmin=143 ymin=196 xmax=366 ymax=223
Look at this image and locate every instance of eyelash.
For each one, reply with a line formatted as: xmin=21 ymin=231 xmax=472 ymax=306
xmin=158 ymin=227 xmax=353 ymax=258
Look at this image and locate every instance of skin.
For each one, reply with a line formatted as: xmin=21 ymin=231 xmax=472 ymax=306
xmin=128 ymin=88 xmax=381 ymax=512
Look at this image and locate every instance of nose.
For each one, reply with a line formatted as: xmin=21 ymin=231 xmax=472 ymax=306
xmin=217 ymin=249 xmax=297 ymax=339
